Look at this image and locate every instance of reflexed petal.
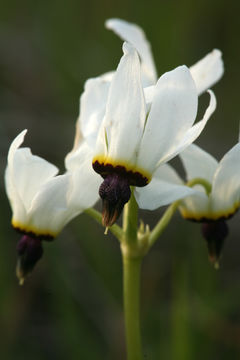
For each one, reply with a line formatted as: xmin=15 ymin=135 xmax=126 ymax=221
xmin=144 ymin=85 xmax=155 ymax=112
xmin=155 ymin=90 xmax=216 ymax=167
xmin=179 ymin=192 xmax=210 ymax=220
xmin=5 ymin=166 xmax=27 ymax=226
xmin=94 ymin=42 xmax=146 ymax=165
xmin=135 ymin=163 xmax=198 ymax=210
xmin=7 ymin=130 xmax=58 ymax=213
xmin=65 ymin=140 xmax=93 ymax=171
xmin=79 ymin=73 xmax=113 ymax=148
xmin=190 ymin=49 xmax=224 ymax=95
xmin=68 ymin=157 xmax=101 ymax=210
xmin=5 ymin=131 xmax=28 ymax=224
xmin=211 ymin=143 xmax=240 ymax=214
xmin=28 ymin=174 xmax=74 ymax=235
xmin=179 ymin=143 xmax=218 ymax=183
xmin=137 ymin=66 xmax=198 ymax=174
xmin=105 ymin=18 xmax=157 ymax=86
xmin=13 ymin=148 xmax=58 ymax=211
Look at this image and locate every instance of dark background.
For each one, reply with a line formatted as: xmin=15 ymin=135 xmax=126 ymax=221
xmin=1 ymin=0 xmax=240 ymax=359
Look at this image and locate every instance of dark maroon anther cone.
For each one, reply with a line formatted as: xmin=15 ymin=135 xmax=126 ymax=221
xmin=201 ymin=220 xmax=229 ymax=268
xmin=99 ymin=173 xmax=131 ymax=227
xmin=16 ymin=235 xmax=43 ymax=284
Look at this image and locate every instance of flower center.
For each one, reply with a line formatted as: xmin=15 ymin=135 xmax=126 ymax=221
xmin=93 ymin=160 xmax=150 ymax=187
xmin=99 ymin=173 xmax=131 ymax=227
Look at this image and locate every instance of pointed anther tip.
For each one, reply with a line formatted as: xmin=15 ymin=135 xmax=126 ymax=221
xmin=208 ymin=254 xmax=220 ymax=270
xmin=19 ymin=277 xmax=25 ymax=286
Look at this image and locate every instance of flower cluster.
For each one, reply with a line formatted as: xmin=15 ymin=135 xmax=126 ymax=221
xmin=5 ymin=18 xmax=231 ymax=283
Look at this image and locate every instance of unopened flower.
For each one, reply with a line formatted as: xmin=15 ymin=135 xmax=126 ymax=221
xmin=91 ymin=42 xmax=216 ymax=226
xmin=5 ymin=130 xmax=100 ymax=283
xmin=139 ymin=142 xmax=240 ymax=266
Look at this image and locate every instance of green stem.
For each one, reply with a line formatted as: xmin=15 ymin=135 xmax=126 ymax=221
xmin=122 ymin=254 xmax=143 ymax=360
xmin=149 ymin=200 xmax=180 ymax=248
xmin=84 ymin=208 xmax=123 ymax=241
xmin=186 ymin=177 xmax=212 ymax=195
xmin=123 ymin=188 xmax=138 ymax=243
xmin=121 ymin=189 xmax=143 ymax=359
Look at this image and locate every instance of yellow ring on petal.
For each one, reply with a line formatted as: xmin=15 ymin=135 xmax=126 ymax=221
xmin=180 ymin=201 xmax=240 ymax=222
xmin=12 ymin=219 xmax=57 ymax=239
xmin=92 ymin=155 xmax=152 ymax=187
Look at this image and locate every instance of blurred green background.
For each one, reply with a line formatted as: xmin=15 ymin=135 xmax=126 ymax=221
xmin=1 ymin=0 xmax=240 ymax=359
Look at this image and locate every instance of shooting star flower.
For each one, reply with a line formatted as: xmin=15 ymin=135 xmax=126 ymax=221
xmin=137 ymin=142 xmax=240 ymax=266
xmin=105 ymin=18 xmax=224 ymax=94
xmin=5 ymin=130 xmax=100 ymax=283
xmin=91 ymin=42 xmax=216 ymax=226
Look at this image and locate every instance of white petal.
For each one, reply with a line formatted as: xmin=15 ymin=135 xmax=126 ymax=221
xmin=79 ymin=72 xmax=113 ymax=148
xmin=68 ymin=157 xmax=101 ymax=211
xmin=6 ymin=130 xmax=59 ymax=224
xmin=28 ymin=174 xmax=75 ymax=235
xmin=94 ymin=42 xmax=146 ymax=166
xmin=65 ymin=140 xmax=93 ymax=171
xmin=65 ymin=136 xmax=101 ymax=210
xmin=5 ymin=130 xmax=28 ymax=225
xmin=211 ymin=143 xmax=240 ymax=215
xmin=135 ymin=163 xmax=198 ymax=210
xmin=144 ymin=85 xmax=155 ymax=112
xmin=13 ymin=148 xmax=58 ymax=210
xmin=179 ymin=192 xmax=210 ymax=220
xmin=5 ymin=166 xmax=27 ymax=226
xmin=190 ymin=49 xmax=224 ymax=95
xmin=137 ymin=66 xmax=198 ymax=174
xmin=105 ymin=18 xmax=157 ymax=86
xmin=179 ymin=143 xmax=218 ymax=183
xmin=155 ymin=90 xmax=216 ymax=167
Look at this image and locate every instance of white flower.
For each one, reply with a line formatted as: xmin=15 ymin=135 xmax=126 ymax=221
xmin=180 ymin=143 xmax=240 ymax=220
xmin=137 ymin=142 xmax=240 ymax=219
xmin=90 ymin=43 xmax=216 ymax=226
xmin=76 ymin=18 xmax=223 ymax=156
xmin=5 ymin=130 xmax=101 ymax=282
xmin=105 ymin=18 xmax=224 ymax=94
xmin=5 ymin=130 xmax=100 ymax=238
xmin=139 ymin=142 xmax=240 ymax=266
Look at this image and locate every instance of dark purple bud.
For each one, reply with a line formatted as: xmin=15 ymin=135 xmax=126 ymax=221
xmin=16 ymin=235 xmax=43 ymax=284
xmin=201 ymin=220 xmax=229 ymax=268
xmin=99 ymin=173 xmax=131 ymax=227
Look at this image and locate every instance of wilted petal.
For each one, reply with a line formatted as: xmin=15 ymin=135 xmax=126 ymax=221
xmin=190 ymin=49 xmax=224 ymax=95
xmin=105 ymin=18 xmax=157 ymax=86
